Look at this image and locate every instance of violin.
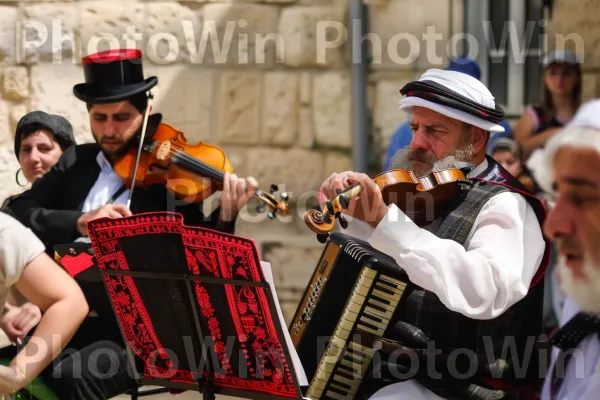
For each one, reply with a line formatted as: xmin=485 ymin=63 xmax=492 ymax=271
xmin=304 ymin=167 xmax=472 ymax=241
xmin=113 ymin=121 xmax=289 ymax=219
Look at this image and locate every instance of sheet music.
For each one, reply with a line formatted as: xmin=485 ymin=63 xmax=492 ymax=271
xmin=260 ymin=261 xmax=308 ymax=387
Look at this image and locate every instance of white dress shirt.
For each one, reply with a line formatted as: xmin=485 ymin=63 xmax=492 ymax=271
xmin=541 ymin=298 xmax=600 ymax=400
xmin=74 ymin=151 xmax=130 ymax=244
xmin=340 ymin=159 xmax=546 ymax=399
xmin=81 ymin=151 xmax=130 ymax=213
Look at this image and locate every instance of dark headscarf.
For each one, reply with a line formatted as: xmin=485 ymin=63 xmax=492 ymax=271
xmin=14 ymin=111 xmax=76 ymax=160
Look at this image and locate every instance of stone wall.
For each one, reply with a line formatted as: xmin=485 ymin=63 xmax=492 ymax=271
xmin=0 ymin=0 xmax=458 ymax=324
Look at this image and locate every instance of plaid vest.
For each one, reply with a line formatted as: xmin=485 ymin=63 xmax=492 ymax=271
xmin=364 ymin=157 xmax=550 ymax=400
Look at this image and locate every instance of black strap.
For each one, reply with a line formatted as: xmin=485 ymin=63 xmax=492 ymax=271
xmin=105 ymin=184 xmax=127 ymax=205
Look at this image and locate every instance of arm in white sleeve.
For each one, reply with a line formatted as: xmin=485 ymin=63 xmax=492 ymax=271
xmin=338 ymin=214 xmax=375 ymax=241
xmin=367 ymin=192 xmax=546 ymax=320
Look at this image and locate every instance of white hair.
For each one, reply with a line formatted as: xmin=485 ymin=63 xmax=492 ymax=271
xmin=527 ymin=126 xmax=600 ymax=195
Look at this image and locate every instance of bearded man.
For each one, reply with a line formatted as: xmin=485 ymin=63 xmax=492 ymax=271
xmin=527 ymin=98 xmax=600 ymax=400
xmin=318 ymin=69 xmax=550 ymax=399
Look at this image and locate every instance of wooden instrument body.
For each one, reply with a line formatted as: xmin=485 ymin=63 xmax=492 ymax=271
xmin=374 ymin=168 xmax=467 ymax=226
xmin=114 ymin=123 xmax=233 ymax=203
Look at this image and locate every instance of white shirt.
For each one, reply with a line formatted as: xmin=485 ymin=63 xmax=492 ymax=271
xmin=341 ymin=160 xmax=546 ymax=400
xmin=81 ymin=151 xmax=130 ymax=213
xmin=0 ymin=213 xmax=46 ymax=344
xmin=541 ymin=298 xmax=600 ymax=400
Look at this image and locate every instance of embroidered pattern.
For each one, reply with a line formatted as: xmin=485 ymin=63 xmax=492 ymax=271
xmin=87 ymin=212 xmax=299 ymax=398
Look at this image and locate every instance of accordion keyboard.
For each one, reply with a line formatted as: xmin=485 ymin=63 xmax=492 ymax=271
xmin=306 ymin=266 xmax=407 ymax=400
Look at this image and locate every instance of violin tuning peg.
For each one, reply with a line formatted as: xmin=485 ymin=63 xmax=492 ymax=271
xmin=316 ymin=234 xmax=329 ymax=244
xmin=267 ymin=211 xmax=276 ymax=220
xmin=339 ymin=215 xmax=348 ymax=229
xmin=280 ymin=192 xmax=289 ymax=202
xmin=270 ymin=184 xmax=279 ymax=194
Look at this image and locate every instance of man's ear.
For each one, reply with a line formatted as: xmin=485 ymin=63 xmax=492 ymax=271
xmin=471 ymin=127 xmax=488 ymax=154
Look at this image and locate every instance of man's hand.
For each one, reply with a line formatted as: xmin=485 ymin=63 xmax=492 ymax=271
xmin=319 ymin=172 xmax=388 ymax=228
xmin=76 ymin=204 xmax=132 ymax=236
xmin=0 ymin=303 xmax=41 ymax=345
xmin=219 ymin=173 xmax=259 ymax=222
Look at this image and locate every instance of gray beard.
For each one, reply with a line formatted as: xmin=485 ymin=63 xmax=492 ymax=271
xmin=389 ymin=143 xmax=475 ymax=177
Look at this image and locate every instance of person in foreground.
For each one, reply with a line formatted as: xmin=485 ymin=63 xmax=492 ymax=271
xmin=0 ymin=212 xmax=88 ymax=394
xmin=319 ymin=69 xmax=550 ymax=399
xmin=527 ymin=98 xmax=600 ymax=400
xmin=4 ymin=49 xmax=259 ymax=399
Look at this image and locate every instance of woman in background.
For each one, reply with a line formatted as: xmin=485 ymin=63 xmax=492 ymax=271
xmin=513 ymin=50 xmax=581 ymax=161
xmin=3 ymin=110 xmax=76 ymax=206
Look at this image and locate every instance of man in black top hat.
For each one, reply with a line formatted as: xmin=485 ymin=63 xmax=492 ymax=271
xmin=4 ymin=49 xmax=261 ymax=399
xmin=7 ymin=49 xmax=257 ymax=249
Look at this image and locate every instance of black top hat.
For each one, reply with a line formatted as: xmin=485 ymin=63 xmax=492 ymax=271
xmin=73 ymin=49 xmax=158 ymax=103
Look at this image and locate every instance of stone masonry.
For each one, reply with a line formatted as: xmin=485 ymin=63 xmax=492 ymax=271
xmin=0 ymin=0 xmax=453 ymax=327
xmin=0 ymin=0 xmax=597 ymax=329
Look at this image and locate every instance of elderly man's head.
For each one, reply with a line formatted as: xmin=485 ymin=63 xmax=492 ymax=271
xmin=403 ymin=107 xmax=488 ymax=176
xmin=528 ymin=99 xmax=600 ymax=314
xmin=391 ymin=69 xmax=505 ymax=177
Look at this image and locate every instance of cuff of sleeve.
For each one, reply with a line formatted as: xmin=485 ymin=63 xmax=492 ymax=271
xmin=340 ymin=214 xmax=374 ymax=239
xmin=368 ymin=204 xmax=421 ymax=254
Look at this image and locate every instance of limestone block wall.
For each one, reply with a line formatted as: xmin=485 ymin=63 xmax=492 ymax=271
xmin=0 ymin=0 xmax=458 ymax=323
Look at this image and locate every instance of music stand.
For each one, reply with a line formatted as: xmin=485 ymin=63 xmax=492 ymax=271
xmin=83 ymin=212 xmax=304 ymax=400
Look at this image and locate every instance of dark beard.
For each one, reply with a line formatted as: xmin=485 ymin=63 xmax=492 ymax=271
xmin=92 ymin=118 xmax=156 ymax=164
xmin=389 ymin=143 xmax=475 ymax=177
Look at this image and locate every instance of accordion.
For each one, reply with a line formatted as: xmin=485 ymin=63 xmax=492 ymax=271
xmin=290 ymin=233 xmax=415 ymax=400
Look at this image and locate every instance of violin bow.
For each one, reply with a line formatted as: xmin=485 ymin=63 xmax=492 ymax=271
xmin=126 ymin=91 xmax=154 ymax=209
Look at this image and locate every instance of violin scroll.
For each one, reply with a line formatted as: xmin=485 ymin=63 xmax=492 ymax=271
xmin=255 ymin=184 xmax=290 ymax=220
xmin=304 ymin=183 xmax=363 ymax=240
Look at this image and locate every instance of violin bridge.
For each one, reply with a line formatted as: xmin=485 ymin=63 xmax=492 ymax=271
xmin=156 ymin=141 xmax=171 ymax=161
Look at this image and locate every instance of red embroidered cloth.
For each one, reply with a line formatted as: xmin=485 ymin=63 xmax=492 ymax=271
xmin=86 ymin=212 xmax=301 ymax=399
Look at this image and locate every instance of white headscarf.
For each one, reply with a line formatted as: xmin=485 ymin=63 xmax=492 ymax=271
xmin=398 ymin=68 xmax=506 ymax=133
xmin=527 ymin=98 xmax=600 ymax=195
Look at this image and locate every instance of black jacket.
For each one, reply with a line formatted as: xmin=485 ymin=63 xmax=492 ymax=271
xmin=4 ymin=141 xmax=235 ymax=253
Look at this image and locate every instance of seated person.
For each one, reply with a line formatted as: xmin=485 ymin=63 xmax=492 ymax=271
xmin=4 ymin=49 xmax=260 ymax=399
xmin=0 ymin=211 xmax=87 ymax=395
xmin=321 ymin=68 xmax=549 ymax=399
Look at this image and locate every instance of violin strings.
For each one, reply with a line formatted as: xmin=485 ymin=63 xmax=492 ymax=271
xmin=146 ymin=142 xmax=276 ymax=206
xmin=150 ymin=142 xmax=226 ymax=181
